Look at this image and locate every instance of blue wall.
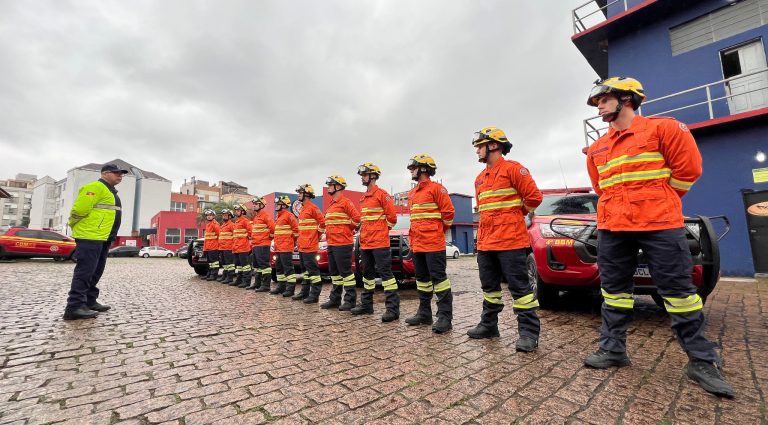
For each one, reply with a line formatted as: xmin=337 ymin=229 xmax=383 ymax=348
xmin=451 ymin=225 xmax=474 ymax=255
xmin=609 ymin=1 xmax=768 ymax=125
xmin=450 ymin=194 xmax=474 ymax=224
xmin=684 ymin=124 xmax=768 ymax=276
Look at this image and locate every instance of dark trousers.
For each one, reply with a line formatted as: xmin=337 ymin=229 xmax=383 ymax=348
xmin=234 ymin=251 xmax=251 ymax=274
xmin=221 ymin=250 xmax=235 ymax=273
xmin=204 ymin=250 xmax=220 ymax=269
xmin=477 ymin=249 xmax=540 ymax=339
xmin=251 ymin=245 xmax=271 ymax=277
xmin=300 ymin=252 xmax=322 ymax=285
xmin=328 ymin=244 xmax=355 ymax=303
xmin=597 ymin=228 xmax=717 ymax=362
xmin=66 ymin=239 xmax=110 ymax=310
xmin=360 ymin=247 xmax=399 ymax=313
xmin=275 ymin=252 xmax=297 ymax=283
xmin=412 ymin=251 xmax=453 ymax=319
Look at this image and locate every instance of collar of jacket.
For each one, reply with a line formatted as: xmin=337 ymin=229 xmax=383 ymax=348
xmin=98 ymin=178 xmax=118 ymax=194
xmin=606 ymin=115 xmax=649 ymax=140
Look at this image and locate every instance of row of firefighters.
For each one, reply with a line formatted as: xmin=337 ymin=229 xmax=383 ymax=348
xmin=199 ymin=94 xmax=732 ymax=398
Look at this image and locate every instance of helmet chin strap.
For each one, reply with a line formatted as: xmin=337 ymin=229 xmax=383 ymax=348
xmin=411 ymin=166 xmax=429 ymax=181
xmin=479 ymin=144 xmax=499 ymax=163
xmin=602 ymin=95 xmax=630 ymax=123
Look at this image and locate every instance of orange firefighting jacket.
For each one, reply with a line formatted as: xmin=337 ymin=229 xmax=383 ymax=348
xmin=203 ymin=220 xmax=220 ymax=251
xmin=218 ymin=219 xmax=235 ymax=251
xmin=586 ymin=115 xmax=701 ymax=231
xmin=408 ymin=179 xmax=455 ymax=253
xmin=359 ymin=185 xmax=397 ymax=250
xmin=297 ymin=201 xmax=326 ymax=253
xmin=274 ymin=209 xmax=298 ymax=253
xmin=475 ymin=157 xmax=542 ymax=251
xmin=232 ymin=215 xmax=252 ymax=254
xmin=325 ymin=195 xmax=361 ymax=246
xmin=250 ymin=209 xmax=275 ymax=247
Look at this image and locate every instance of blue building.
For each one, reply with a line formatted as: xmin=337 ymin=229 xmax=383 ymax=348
xmin=572 ymin=0 xmax=768 ymax=276
xmin=449 ymin=193 xmax=475 ymax=255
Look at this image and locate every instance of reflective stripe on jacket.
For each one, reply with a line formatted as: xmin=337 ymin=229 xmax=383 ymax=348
xmin=325 ymin=195 xmax=361 ymax=246
xmin=250 ymin=210 xmax=275 ymax=247
xmin=203 ymin=220 xmax=220 ymax=251
xmin=586 ymin=115 xmax=701 ymax=231
xmin=232 ymin=216 xmax=252 ymax=253
xmin=475 ymin=158 xmax=542 ymax=251
xmin=68 ymin=180 xmax=118 ymax=241
xmin=408 ymin=179 xmax=455 ymax=253
xmin=297 ymin=202 xmax=326 ymax=253
xmin=218 ymin=220 xmax=235 ymax=251
xmin=274 ymin=210 xmax=298 ymax=253
xmin=359 ymin=186 xmax=397 ymax=250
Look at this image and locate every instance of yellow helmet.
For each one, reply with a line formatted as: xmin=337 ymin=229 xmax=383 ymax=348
xmin=275 ymin=195 xmax=291 ymax=209
xmin=588 ymin=77 xmax=645 ymax=109
xmin=357 ymin=162 xmax=382 ymax=177
xmin=296 ymin=183 xmax=315 ymax=198
xmin=472 ymin=127 xmax=512 ymax=155
xmin=232 ymin=203 xmax=246 ymax=213
xmin=251 ymin=196 xmax=266 ymax=208
xmin=325 ymin=175 xmax=347 ymax=188
xmin=408 ymin=154 xmax=437 ymax=177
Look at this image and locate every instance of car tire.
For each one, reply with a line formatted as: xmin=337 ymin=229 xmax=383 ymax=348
xmin=193 ymin=265 xmax=208 ymax=276
xmin=167 ymin=253 xmax=173 ymax=257
xmin=108 ymin=253 xmax=114 ymax=258
xmin=452 ymin=251 xmax=459 ymax=259
xmin=527 ymin=253 xmax=558 ymax=309
xmin=142 ymin=253 xmax=149 ymax=258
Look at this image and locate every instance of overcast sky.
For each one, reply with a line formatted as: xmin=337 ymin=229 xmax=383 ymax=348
xmin=0 ymin=0 xmax=599 ymax=197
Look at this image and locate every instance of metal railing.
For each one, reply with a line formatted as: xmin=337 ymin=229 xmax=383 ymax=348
xmin=572 ymin=0 xmax=629 ymax=34
xmin=582 ymin=67 xmax=768 ymax=146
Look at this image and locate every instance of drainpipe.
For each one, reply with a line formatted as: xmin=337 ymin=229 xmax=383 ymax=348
xmin=130 ymin=167 xmax=144 ymax=235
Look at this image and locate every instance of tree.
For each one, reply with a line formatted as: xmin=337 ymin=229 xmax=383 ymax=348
xmin=196 ymin=201 xmax=236 ymax=226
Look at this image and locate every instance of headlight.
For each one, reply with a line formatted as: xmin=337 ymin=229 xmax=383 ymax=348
xmin=539 ymin=223 xmax=589 ymax=239
xmin=315 ymin=254 xmax=321 ymax=261
xmin=272 ymin=255 xmax=277 ymax=261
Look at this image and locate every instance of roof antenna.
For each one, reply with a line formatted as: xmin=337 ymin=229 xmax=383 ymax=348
xmin=558 ymin=160 xmax=569 ymax=193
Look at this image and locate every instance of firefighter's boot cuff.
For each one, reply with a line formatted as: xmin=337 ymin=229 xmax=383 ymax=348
xmin=515 ymin=336 xmax=538 ymax=352
xmin=686 ymin=360 xmax=735 ymax=398
xmin=584 ymin=349 xmax=631 ymax=369
xmin=466 ymin=324 xmax=500 ymax=339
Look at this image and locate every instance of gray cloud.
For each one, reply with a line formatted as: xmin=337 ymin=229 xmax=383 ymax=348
xmin=0 ymin=0 xmax=599 ymax=197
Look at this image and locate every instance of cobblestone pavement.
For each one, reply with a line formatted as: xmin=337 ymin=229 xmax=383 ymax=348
xmin=0 ymin=257 xmax=766 ymax=425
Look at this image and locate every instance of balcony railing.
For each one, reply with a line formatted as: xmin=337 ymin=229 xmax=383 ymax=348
xmin=572 ymin=0 xmax=629 ymax=34
xmin=583 ymin=68 xmax=768 ymax=146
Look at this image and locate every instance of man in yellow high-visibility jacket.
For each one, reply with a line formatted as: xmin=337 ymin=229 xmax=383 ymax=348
xmin=64 ymin=163 xmax=127 ymax=320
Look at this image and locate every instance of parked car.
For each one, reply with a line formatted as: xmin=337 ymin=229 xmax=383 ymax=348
xmin=176 ymin=245 xmax=189 ymax=259
xmin=108 ymin=245 xmax=140 ymax=257
xmin=138 ymin=246 xmax=175 ymax=258
xmin=526 ymin=190 xmax=727 ymax=309
xmin=446 ymin=242 xmax=461 ymax=259
xmin=0 ymin=227 xmax=76 ymax=261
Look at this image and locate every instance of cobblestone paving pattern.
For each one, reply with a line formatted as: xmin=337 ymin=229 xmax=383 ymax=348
xmin=0 ymin=257 xmax=766 ymax=424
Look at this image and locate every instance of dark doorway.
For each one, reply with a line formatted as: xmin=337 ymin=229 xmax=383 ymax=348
xmin=743 ymin=190 xmax=768 ymax=274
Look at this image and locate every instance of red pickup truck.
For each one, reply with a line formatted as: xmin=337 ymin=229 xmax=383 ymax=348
xmin=0 ymin=227 xmax=77 ymax=261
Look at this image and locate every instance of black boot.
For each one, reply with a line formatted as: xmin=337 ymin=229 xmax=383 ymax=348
xmin=270 ymin=281 xmax=286 ymax=295
xmin=245 ymin=273 xmax=258 ymax=289
xmin=216 ymin=270 xmax=227 ymax=282
xmin=282 ymin=282 xmax=296 ymax=297
xmin=304 ymin=284 xmax=322 ymax=304
xmin=381 ymin=289 xmax=400 ymax=322
xmin=339 ymin=286 xmax=356 ymax=311
xmin=515 ymin=336 xmax=538 ymax=352
xmin=584 ymin=349 xmax=631 ymax=368
xmin=223 ymin=270 xmax=235 ymax=284
xmin=206 ymin=268 xmax=218 ymax=281
xmin=686 ymin=360 xmax=735 ymax=398
xmin=292 ymin=284 xmax=310 ymax=300
xmin=321 ymin=285 xmax=342 ymax=309
xmin=255 ymin=274 xmax=271 ymax=292
xmin=406 ymin=291 xmax=433 ymax=326
xmin=432 ymin=316 xmax=452 ymax=334
xmin=432 ymin=289 xmax=453 ymax=333
xmin=228 ymin=272 xmax=242 ymax=286
xmin=466 ymin=324 xmax=500 ymax=339
xmin=351 ymin=290 xmax=374 ymax=315
xmin=238 ymin=272 xmax=251 ymax=288
xmin=63 ymin=306 xmax=98 ymax=320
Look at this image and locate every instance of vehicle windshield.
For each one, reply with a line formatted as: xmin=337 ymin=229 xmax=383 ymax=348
xmin=392 ymin=214 xmax=410 ymax=230
xmin=536 ymin=194 xmax=598 ymax=215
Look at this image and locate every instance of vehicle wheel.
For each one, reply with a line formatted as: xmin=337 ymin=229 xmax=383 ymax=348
xmin=167 ymin=253 xmax=173 ymax=257
xmin=452 ymin=251 xmax=459 ymax=259
xmin=142 ymin=253 xmax=149 ymax=258
xmin=53 ymin=256 xmax=64 ymax=262
xmin=527 ymin=253 xmax=558 ymax=309
xmin=107 ymin=253 xmax=114 ymax=258
xmin=193 ymin=265 xmax=208 ymax=276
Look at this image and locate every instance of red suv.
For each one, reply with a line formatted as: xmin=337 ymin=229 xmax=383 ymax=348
xmin=0 ymin=227 xmax=76 ymax=261
xmin=527 ymin=190 xmax=725 ymax=309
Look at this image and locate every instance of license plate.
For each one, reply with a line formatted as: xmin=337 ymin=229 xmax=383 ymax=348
xmin=292 ymin=253 xmax=300 ymax=260
xmin=634 ymin=266 xmax=651 ymax=278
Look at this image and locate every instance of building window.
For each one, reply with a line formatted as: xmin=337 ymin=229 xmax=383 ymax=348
xmin=165 ymin=228 xmax=180 ymax=244
xmin=170 ymin=201 xmax=187 ymax=212
xmin=184 ymin=229 xmax=198 ymax=243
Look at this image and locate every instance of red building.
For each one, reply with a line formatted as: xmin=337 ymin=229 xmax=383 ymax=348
xmin=148 ymin=211 xmax=200 ymax=251
xmin=170 ymin=193 xmax=197 ymax=213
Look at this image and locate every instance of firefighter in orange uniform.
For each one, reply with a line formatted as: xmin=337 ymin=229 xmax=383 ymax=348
xmin=352 ymin=162 xmax=399 ymax=321
xmin=271 ymin=195 xmax=299 ymax=296
xmin=217 ymin=209 xmax=236 ymax=284
xmin=404 ymin=155 xmax=455 ymax=333
xmin=249 ymin=196 xmax=275 ymax=291
xmin=231 ymin=204 xmax=253 ymax=287
xmin=294 ymin=184 xmax=326 ymax=303
xmin=468 ymin=127 xmax=543 ymax=352
xmin=321 ymin=175 xmax=361 ymax=311
xmin=583 ymin=77 xmax=733 ymax=398
xmin=202 ymin=209 xmax=221 ymax=281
